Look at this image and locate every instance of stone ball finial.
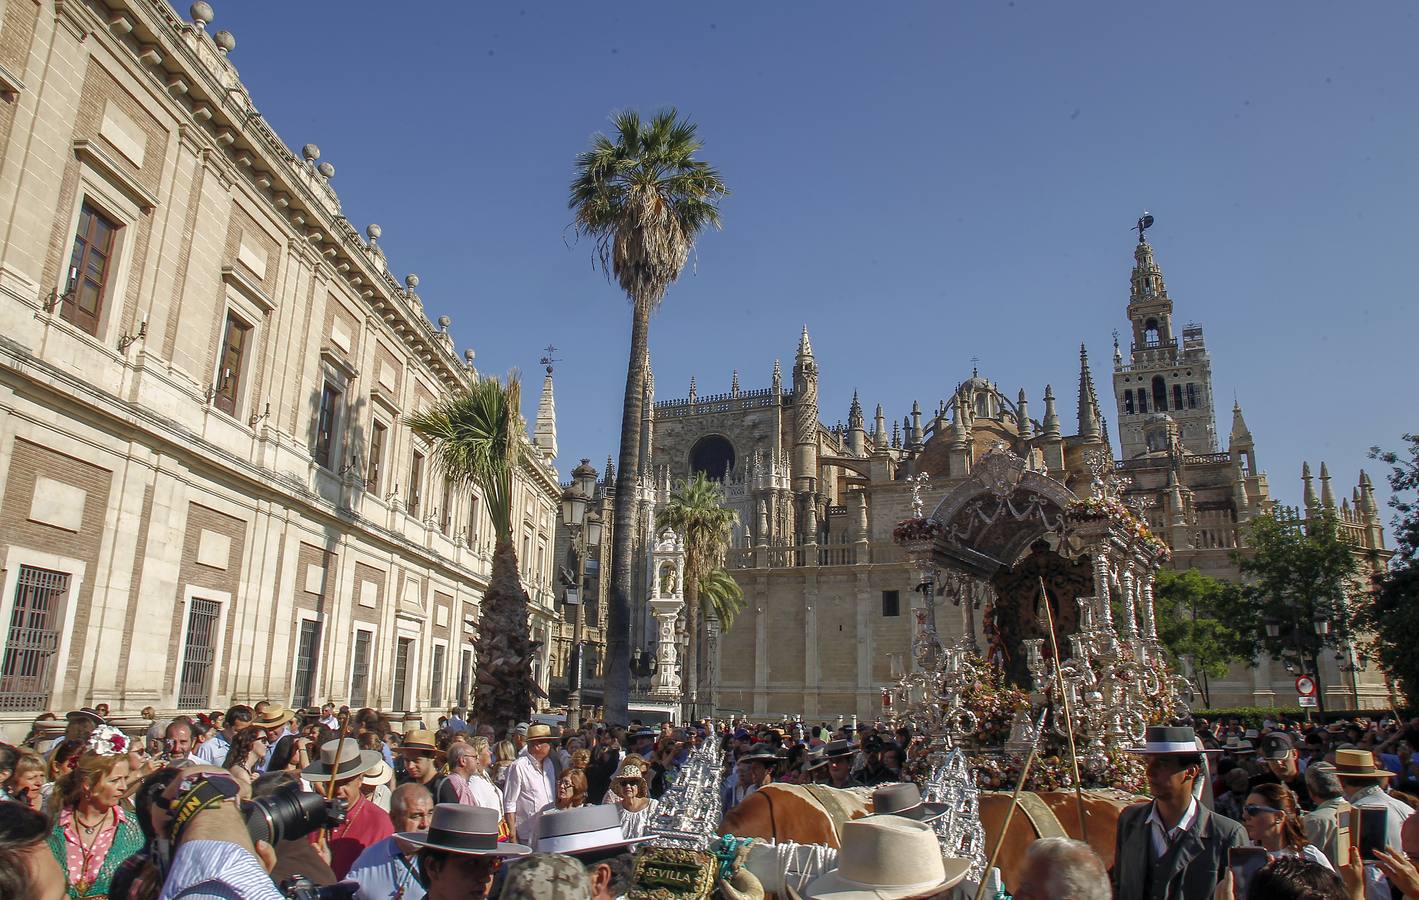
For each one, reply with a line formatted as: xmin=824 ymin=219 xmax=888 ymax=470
xmin=405 ymin=273 xmax=419 ymax=290
xmin=189 ymin=2 xmax=214 ymax=29
xmin=317 ymin=161 xmax=335 ymax=178
xmin=213 ymin=30 xmax=235 ymax=54
xmin=301 ymin=143 xmax=320 ymax=162
xmin=365 ymin=223 xmax=382 ymax=242
xmin=437 ymin=315 xmax=452 ymax=331
xmin=463 ymin=348 xmax=476 ymax=364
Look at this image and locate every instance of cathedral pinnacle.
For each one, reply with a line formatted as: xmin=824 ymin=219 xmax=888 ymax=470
xmin=772 ymin=358 xmax=782 ymax=389
xmin=1077 ymin=344 xmax=1101 ymax=441
xmin=1302 ymin=462 xmax=1317 ymax=510
xmin=849 ymin=390 xmax=864 ymax=426
xmin=1319 ymin=462 xmax=1335 ymax=509
xmin=797 ymin=324 xmax=814 ymax=358
xmin=1042 ymin=384 xmax=1060 ymax=439
xmin=533 ymin=365 xmax=557 ymax=460
xmin=730 ymin=370 xmax=740 ymax=397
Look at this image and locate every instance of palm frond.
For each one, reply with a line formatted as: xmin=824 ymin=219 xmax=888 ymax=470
xmin=569 ymin=107 xmax=729 ymax=308
xmin=655 ymin=472 xmax=737 ymax=586
xmin=698 ymin=567 xmax=746 ymax=632
xmin=407 ymin=374 xmax=521 ymax=539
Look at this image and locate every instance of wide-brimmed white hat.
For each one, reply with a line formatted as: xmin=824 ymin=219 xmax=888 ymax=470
xmin=533 ymin=804 xmax=641 ymax=856
xmin=803 ymin=817 xmax=970 ymax=899
xmin=362 ymin=760 xmax=394 ymax=787
xmin=301 ymin=738 xmax=382 ymax=783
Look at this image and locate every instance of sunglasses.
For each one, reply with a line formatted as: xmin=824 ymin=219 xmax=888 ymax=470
xmin=1243 ymin=804 xmax=1283 ymax=817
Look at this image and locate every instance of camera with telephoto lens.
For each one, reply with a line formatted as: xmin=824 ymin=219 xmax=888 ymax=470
xmin=241 ymin=783 xmax=346 ymax=845
xmin=278 ymin=876 xmax=358 ymax=899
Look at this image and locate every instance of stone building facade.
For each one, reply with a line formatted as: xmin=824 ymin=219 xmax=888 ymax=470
xmin=0 ymin=0 xmax=563 ymax=738
xmin=625 ymin=227 xmax=1390 ymax=719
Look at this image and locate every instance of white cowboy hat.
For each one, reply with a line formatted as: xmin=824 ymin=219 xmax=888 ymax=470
xmin=362 ymin=760 xmax=394 ymax=787
xmin=803 ymin=817 xmax=970 ymax=899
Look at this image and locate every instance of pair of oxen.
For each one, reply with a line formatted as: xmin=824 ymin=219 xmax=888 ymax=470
xmin=718 ymin=784 xmax=1136 ymax=898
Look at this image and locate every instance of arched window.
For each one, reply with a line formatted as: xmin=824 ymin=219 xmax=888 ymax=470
xmin=976 ymin=393 xmax=990 ymax=418
xmin=1124 ymin=392 xmax=1135 ymax=415
xmin=1172 ymin=383 xmax=1183 ymax=411
xmin=1152 ymin=376 xmax=1167 ymax=411
xmin=689 ymin=435 xmax=735 ymax=480
xmin=1137 ymin=389 xmax=1148 ymax=414
xmin=1143 ymin=319 xmax=1160 ymax=346
xmin=1186 ymin=383 xmax=1198 ymax=408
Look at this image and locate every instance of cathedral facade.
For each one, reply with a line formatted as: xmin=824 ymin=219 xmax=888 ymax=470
xmin=627 ymin=226 xmax=1391 ymax=719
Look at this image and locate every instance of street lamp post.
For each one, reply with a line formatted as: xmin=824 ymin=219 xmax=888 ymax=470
xmin=561 ymin=459 xmax=601 ymax=731
xmin=1311 ymin=614 xmax=1330 ymax=720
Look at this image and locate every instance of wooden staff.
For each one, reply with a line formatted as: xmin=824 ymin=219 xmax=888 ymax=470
xmin=973 ymin=711 xmax=1048 ymax=900
xmin=325 ymin=714 xmax=348 ymax=802
xmin=1039 ymin=577 xmax=1089 ymax=845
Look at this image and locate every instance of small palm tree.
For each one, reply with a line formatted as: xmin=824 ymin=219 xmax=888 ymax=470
xmin=570 ymin=108 xmax=727 ymax=721
xmin=408 ymin=374 xmax=535 ymax=735
xmin=699 ymin=567 xmax=746 ymax=631
xmin=656 ymin=472 xmax=738 ymax=718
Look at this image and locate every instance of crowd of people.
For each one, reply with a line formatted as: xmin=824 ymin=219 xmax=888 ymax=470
xmin=0 ymin=702 xmax=1415 ymax=899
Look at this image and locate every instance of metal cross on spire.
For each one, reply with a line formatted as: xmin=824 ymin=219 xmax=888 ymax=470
xmin=539 ymin=345 xmax=560 ymax=375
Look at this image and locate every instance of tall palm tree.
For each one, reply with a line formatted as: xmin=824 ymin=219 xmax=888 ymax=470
xmin=655 ymin=472 xmax=737 ymax=719
xmin=407 ymin=374 xmax=535 ymax=735
xmin=570 ymin=109 xmax=727 ymax=721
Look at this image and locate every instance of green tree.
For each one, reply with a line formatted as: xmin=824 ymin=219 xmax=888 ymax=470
xmin=1232 ymin=511 xmax=1362 ymax=717
xmin=1362 ymin=434 xmax=1419 ymax=703
xmin=655 ymin=472 xmax=738 ymax=719
xmin=408 ymin=374 xmax=535 ymax=734
xmin=1152 ymin=568 xmax=1255 ymax=707
xmin=569 ymin=109 xmax=727 ymax=721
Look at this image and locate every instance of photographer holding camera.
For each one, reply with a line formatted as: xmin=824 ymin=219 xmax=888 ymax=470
xmin=154 ymin=765 xmax=284 ymax=899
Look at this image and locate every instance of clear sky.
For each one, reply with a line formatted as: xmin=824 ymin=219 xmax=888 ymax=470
xmin=211 ymin=1 xmax=1416 ymax=516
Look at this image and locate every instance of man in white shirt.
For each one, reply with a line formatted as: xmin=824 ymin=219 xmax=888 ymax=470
xmin=502 ymin=724 xmax=558 ymax=843
xmin=318 ymin=703 xmax=339 ymax=731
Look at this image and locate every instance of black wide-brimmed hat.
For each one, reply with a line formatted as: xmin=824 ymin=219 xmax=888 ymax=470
xmin=1124 ymin=726 xmax=1222 ymax=756
xmin=397 ymin=804 xmax=532 ymax=857
xmin=820 ymin=739 xmax=857 ymax=760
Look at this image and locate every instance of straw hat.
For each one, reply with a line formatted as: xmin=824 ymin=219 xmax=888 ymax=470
xmin=400 ymin=730 xmax=444 ymax=756
xmin=252 ymin=705 xmax=295 ymax=731
xmin=362 ymin=760 xmax=395 ymax=787
xmin=302 ymin=738 xmax=383 ymax=783
xmin=803 ymin=817 xmax=970 ymax=899
xmin=396 ymin=804 xmax=531 ymax=857
xmin=613 ymin=762 xmax=647 ymax=784
xmin=525 ymin=724 xmax=559 ymax=743
xmin=1333 ymin=748 xmax=1393 ymax=780
xmin=533 ymin=804 xmax=642 ymax=856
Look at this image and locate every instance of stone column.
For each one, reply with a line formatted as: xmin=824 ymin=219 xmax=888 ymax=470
xmin=649 ymin=597 xmax=683 ymax=697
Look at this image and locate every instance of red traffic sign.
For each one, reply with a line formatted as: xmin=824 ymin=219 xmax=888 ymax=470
xmin=1295 ymin=675 xmax=1317 ymax=697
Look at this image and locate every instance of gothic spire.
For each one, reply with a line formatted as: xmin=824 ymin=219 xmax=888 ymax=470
xmin=772 ymin=358 xmax=782 ymax=391
xmin=797 ymin=324 xmax=814 ymax=359
xmin=730 ymin=370 xmax=740 ymax=397
xmin=1042 ymin=384 xmax=1060 ymax=439
xmin=1077 ymin=344 xmax=1101 ymax=441
xmin=1229 ymin=400 xmax=1253 ymax=447
xmin=1319 ymin=462 xmax=1335 ymax=509
xmin=874 ymin=403 xmax=887 ymax=449
xmin=848 ymin=390 xmax=864 ymax=428
xmin=1016 ymin=388 xmax=1032 ymax=439
xmin=1302 ymin=462 xmax=1317 ymax=510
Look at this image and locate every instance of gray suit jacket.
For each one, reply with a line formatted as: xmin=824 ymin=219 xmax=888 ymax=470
xmin=1112 ymin=802 xmax=1248 ymax=900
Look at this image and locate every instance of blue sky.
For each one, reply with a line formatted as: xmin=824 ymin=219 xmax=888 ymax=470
xmin=213 ymin=1 xmax=1416 ymax=516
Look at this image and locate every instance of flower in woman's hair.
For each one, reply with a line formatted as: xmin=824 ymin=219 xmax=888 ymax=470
xmin=86 ymin=724 xmax=128 ymax=757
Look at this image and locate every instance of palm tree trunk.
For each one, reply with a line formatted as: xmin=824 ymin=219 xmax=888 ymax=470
xmin=604 ymin=297 xmax=653 ymax=723
xmin=683 ymin=577 xmax=700 ymax=721
xmin=473 ymin=537 xmax=535 ymax=736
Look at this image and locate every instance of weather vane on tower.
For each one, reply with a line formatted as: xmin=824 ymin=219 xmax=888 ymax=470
xmin=1133 ymin=211 xmax=1155 ymax=243
xmin=539 ymin=345 xmax=560 ymax=375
